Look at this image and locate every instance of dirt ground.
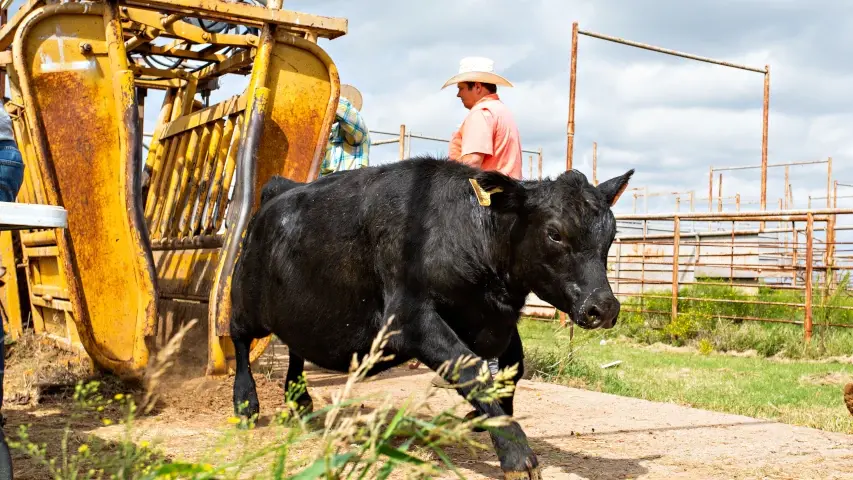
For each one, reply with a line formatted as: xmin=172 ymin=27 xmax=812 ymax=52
xmin=3 ymin=337 xmax=853 ymax=480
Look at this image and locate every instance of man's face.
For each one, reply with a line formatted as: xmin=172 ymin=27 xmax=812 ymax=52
xmin=456 ymin=82 xmax=481 ymax=109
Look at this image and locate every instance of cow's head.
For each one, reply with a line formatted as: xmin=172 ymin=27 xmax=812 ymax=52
xmin=470 ymin=168 xmax=633 ymax=329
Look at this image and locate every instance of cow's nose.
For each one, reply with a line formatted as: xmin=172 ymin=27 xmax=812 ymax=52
xmin=584 ymin=295 xmax=620 ymax=328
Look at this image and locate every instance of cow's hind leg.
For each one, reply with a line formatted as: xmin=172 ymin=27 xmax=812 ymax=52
xmin=404 ymin=307 xmax=541 ymax=479
xmin=232 ymin=331 xmax=260 ymax=421
xmin=283 ymin=353 xmax=313 ymax=414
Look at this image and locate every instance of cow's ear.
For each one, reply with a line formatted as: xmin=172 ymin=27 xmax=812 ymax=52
xmin=469 ymin=171 xmax=523 ymax=210
xmin=597 ymin=169 xmax=634 ymax=207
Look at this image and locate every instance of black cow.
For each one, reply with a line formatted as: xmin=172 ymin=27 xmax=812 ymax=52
xmin=230 ymin=156 xmax=633 ymax=479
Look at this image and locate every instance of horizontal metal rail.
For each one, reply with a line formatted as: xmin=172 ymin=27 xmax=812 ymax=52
xmin=578 ymin=28 xmax=768 ymax=74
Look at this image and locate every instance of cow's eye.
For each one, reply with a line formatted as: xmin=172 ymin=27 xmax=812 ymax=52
xmin=547 ymin=228 xmax=562 ymax=243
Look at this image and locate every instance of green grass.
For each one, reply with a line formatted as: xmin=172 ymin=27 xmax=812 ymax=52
xmin=519 ymin=318 xmax=853 ymax=434
xmin=607 ymin=274 xmax=853 ymax=359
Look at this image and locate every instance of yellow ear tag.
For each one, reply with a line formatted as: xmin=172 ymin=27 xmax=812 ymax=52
xmin=469 ymin=178 xmax=503 ymax=206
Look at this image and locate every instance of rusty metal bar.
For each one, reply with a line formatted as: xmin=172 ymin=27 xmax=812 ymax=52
xmin=616 ymin=207 xmax=853 ymax=221
xmin=592 ymin=141 xmax=597 ymax=185
xmin=761 ymin=65 xmax=770 ymax=211
xmin=371 ymin=129 xmax=540 ymax=155
xmin=577 ymin=28 xmax=768 ymax=73
xmin=566 ymin=21 xmax=579 ymax=172
xmin=538 ymin=148 xmax=543 ymax=180
xmin=805 ymin=212 xmax=814 ymax=342
xmin=708 ymin=166 xmax=713 ymax=212
xmin=827 ymin=157 xmax=833 ymax=209
xmin=123 ymin=0 xmax=348 ymax=39
xmin=398 ymin=124 xmax=406 ymax=160
xmin=633 ymin=189 xmax=695 ymax=199
xmin=717 ymin=173 xmax=723 ymax=212
xmin=671 ymin=217 xmax=680 ymax=323
xmin=528 ymin=154 xmax=533 ymax=179
xmin=712 ymin=159 xmax=828 ymax=173
xmin=370 ymin=137 xmax=400 ymax=146
xmin=628 ymin=294 xmax=811 ymax=309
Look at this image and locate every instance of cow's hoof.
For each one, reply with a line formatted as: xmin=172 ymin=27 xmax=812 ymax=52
xmin=502 ymin=454 xmax=541 ymax=480
xmin=498 ymin=441 xmax=540 ymax=480
xmin=292 ymin=395 xmax=314 ymax=416
xmin=503 ymin=466 xmax=542 ymax=480
xmin=233 ymin=392 xmax=260 ymax=423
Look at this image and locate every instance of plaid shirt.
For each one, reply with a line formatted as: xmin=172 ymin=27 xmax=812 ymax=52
xmin=321 ymin=97 xmax=370 ymax=176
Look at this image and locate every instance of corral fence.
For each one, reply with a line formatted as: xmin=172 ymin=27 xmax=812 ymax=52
xmin=523 ymin=209 xmax=853 ymax=342
xmin=148 ymin=123 xmax=548 ymax=180
xmin=369 ymin=124 xmax=545 ymax=181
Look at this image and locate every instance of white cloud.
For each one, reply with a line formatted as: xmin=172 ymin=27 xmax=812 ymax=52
xmin=26 ymin=0 xmax=844 ymax=215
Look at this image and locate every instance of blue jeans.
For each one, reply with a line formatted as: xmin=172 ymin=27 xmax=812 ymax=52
xmin=0 ymin=140 xmax=23 ymax=203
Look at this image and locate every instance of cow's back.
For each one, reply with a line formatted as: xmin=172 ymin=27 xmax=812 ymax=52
xmin=233 ymin=158 xmax=512 ymax=369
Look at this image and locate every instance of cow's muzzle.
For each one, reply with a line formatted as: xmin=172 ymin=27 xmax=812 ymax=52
xmin=577 ymin=288 xmax=620 ymax=329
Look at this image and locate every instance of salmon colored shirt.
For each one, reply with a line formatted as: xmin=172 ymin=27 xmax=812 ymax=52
xmin=448 ymin=93 xmax=523 ymax=180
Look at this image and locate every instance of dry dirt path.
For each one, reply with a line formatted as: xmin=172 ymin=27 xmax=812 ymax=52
xmin=292 ymin=364 xmax=853 ymax=480
xmin=6 ymin=354 xmax=853 ymax=479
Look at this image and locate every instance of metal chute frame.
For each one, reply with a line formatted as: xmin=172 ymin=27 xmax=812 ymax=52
xmin=0 ymin=0 xmax=346 ymax=380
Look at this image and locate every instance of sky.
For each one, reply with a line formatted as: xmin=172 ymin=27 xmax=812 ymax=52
xmin=9 ymin=0 xmax=853 ymax=217
xmin=278 ymin=0 xmax=852 ymax=216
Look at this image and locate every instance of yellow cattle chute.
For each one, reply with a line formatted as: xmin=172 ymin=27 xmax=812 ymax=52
xmin=0 ymin=0 xmax=347 ymax=380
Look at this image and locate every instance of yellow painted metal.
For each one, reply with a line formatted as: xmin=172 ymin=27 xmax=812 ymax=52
xmin=0 ymin=0 xmax=346 ymax=379
xmin=123 ymin=7 xmax=255 ymax=49
xmin=0 ymin=230 xmax=23 ymax=340
xmin=123 ymin=0 xmax=347 ymax=39
xmin=207 ymin=32 xmax=341 ymax=375
xmin=9 ymin=2 xmax=158 ymax=378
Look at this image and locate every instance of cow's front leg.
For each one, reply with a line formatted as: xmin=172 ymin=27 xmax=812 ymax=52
xmin=462 ymin=328 xmax=524 ymax=432
xmin=405 ymin=307 xmax=541 ymax=479
xmin=496 ymin=326 xmax=525 ymax=417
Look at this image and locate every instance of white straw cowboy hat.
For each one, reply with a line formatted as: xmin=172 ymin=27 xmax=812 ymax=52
xmin=340 ymin=84 xmax=363 ymax=110
xmin=441 ymin=56 xmax=514 ymax=89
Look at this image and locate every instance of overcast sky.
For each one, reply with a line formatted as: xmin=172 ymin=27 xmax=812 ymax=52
xmin=12 ymin=0 xmax=850 ymax=216
xmin=279 ymin=0 xmax=852 ymax=215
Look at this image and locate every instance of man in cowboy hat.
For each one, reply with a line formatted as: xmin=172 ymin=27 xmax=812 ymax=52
xmin=320 ymin=84 xmax=371 ymax=176
xmin=443 ymin=56 xmax=523 ymax=180
xmin=414 ymin=57 xmax=523 ymax=387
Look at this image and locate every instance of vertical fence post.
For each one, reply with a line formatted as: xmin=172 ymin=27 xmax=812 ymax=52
xmin=804 ymin=212 xmax=814 ymax=342
xmin=708 ymin=167 xmax=713 ymax=212
xmin=717 ymin=174 xmax=723 ymax=212
xmin=537 ymin=148 xmax=543 ymax=180
xmin=671 ymin=217 xmax=681 ymax=323
xmin=592 ymin=141 xmax=598 ymax=185
xmin=641 ymin=221 xmax=647 ymax=314
xmin=566 ymin=21 xmax=578 ymax=171
xmin=826 ymin=157 xmax=832 ymax=208
xmin=791 ymin=222 xmax=798 ymax=287
xmin=529 ymin=154 xmax=533 ymax=179
xmin=398 ymin=124 xmax=406 ymax=160
xmin=760 ymin=64 xmax=770 ymax=212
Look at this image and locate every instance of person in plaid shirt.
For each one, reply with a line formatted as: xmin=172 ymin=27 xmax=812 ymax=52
xmin=320 ymin=84 xmax=371 ymax=176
